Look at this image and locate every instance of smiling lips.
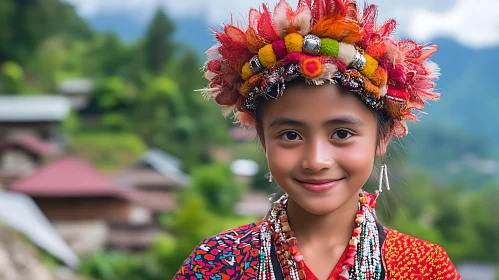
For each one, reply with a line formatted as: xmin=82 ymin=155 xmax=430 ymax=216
xmin=295 ymin=178 xmax=344 ymax=193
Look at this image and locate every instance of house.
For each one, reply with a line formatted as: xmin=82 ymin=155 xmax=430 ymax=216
xmin=113 ymin=149 xmax=190 ymax=213
xmin=58 ymin=78 xmax=93 ymax=110
xmin=8 ymin=156 xmax=151 ymax=254
xmin=0 ymin=95 xmax=70 ymax=145
xmin=0 ymin=134 xmax=60 ymax=187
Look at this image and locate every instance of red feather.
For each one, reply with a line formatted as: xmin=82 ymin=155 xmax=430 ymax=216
xmin=419 ymin=44 xmax=438 ymax=61
xmin=312 ymin=0 xmax=326 ymax=23
xmin=215 ymin=89 xmax=239 ymax=106
xmin=298 ymin=0 xmax=312 ymax=8
xmin=259 ymin=4 xmax=280 ymax=42
xmin=215 ymin=25 xmax=252 ymax=70
xmin=248 ymin=8 xmax=261 ymax=30
xmin=361 ymin=4 xmax=377 ymax=31
xmin=380 ymin=19 xmax=397 ymax=37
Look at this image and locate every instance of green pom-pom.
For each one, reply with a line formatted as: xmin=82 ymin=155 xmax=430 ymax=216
xmin=320 ymin=38 xmax=339 ymax=57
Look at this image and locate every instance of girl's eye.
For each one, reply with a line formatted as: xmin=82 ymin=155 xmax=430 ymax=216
xmin=332 ymin=129 xmax=353 ymax=140
xmin=280 ymin=131 xmax=302 ymax=141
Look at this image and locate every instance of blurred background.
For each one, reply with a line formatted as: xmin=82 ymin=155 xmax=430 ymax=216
xmin=0 ymin=0 xmax=498 ymax=279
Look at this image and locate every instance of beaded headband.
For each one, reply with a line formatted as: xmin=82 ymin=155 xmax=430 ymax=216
xmin=201 ymin=0 xmax=440 ymax=137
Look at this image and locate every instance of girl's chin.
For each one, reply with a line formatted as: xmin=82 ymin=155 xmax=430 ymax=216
xmin=290 ymin=196 xmax=344 ymax=216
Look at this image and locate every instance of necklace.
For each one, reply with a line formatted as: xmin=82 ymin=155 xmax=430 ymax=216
xmin=259 ymin=191 xmax=382 ymax=280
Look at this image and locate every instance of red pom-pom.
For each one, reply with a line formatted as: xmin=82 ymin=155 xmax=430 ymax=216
xmin=279 ymin=52 xmax=307 ymax=66
xmin=272 ymin=40 xmax=288 ymax=59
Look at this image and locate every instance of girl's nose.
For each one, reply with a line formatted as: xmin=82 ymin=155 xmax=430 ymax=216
xmin=300 ymin=139 xmax=334 ymax=172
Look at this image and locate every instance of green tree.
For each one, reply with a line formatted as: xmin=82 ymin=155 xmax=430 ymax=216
xmin=3 ymin=0 xmax=91 ymax=64
xmin=189 ymin=163 xmax=243 ymax=215
xmin=0 ymin=0 xmax=15 ymax=63
xmin=1 ymin=61 xmax=24 ymax=93
xmin=144 ymin=8 xmax=175 ymax=75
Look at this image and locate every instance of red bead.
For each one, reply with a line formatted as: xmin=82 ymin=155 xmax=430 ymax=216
xmin=297 ymin=261 xmax=305 ymax=269
xmin=345 ymin=256 xmax=355 ymax=266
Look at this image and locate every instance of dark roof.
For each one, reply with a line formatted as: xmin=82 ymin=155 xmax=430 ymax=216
xmin=0 ymin=134 xmax=59 ymax=157
xmin=137 ymin=149 xmax=190 ymax=186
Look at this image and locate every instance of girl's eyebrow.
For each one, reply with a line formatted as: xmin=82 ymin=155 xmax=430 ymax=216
xmin=268 ymin=115 xmax=364 ymax=129
xmin=268 ymin=117 xmax=304 ymax=129
xmin=324 ymin=116 xmax=364 ymax=126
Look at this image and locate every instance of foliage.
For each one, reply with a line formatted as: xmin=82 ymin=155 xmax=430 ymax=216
xmin=1 ymin=61 xmax=24 ymax=93
xmin=144 ymin=9 xmax=175 ymax=75
xmin=70 ymin=132 xmax=147 ymax=171
xmin=187 ymin=163 xmax=244 ymax=215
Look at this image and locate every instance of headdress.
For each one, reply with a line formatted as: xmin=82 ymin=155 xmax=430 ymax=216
xmin=201 ymin=0 xmax=440 ymax=137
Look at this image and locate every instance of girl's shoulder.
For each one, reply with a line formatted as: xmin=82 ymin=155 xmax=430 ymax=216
xmin=173 ymin=221 xmax=263 ymax=279
xmin=383 ymin=229 xmax=461 ymax=279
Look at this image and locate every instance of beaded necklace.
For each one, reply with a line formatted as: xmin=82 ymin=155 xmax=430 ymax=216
xmin=259 ymin=192 xmax=382 ymax=280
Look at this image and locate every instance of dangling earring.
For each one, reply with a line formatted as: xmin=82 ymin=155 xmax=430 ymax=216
xmin=268 ymin=172 xmax=273 ymax=183
xmin=378 ymin=161 xmax=391 ymax=193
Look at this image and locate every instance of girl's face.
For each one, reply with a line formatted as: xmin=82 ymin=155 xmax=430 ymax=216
xmin=261 ymin=83 xmax=389 ymax=215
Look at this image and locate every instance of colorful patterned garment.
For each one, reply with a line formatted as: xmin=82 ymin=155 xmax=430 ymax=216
xmin=173 ymin=222 xmax=461 ymax=280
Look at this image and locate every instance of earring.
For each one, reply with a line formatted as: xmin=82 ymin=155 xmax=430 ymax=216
xmin=378 ymin=162 xmax=391 ymax=193
xmin=268 ymin=172 xmax=273 ymax=183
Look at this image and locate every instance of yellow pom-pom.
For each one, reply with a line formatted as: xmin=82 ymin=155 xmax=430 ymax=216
xmin=241 ymin=62 xmax=253 ymax=81
xmin=258 ymin=44 xmax=278 ymax=68
xmin=361 ymin=54 xmax=379 ymax=78
xmin=284 ymin=33 xmax=303 ymax=53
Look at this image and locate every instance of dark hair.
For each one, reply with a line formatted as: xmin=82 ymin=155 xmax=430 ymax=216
xmin=254 ymin=83 xmax=394 ymax=153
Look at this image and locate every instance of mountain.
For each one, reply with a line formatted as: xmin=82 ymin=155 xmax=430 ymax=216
xmin=87 ymin=13 xmax=213 ymax=53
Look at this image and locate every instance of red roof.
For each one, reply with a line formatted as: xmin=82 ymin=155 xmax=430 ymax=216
xmin=10 ymin=157 xmax=123 ymax=197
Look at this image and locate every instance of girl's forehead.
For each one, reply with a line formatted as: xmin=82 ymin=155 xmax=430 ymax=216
xmin=262 ymin=83 xmax=375 ymax=126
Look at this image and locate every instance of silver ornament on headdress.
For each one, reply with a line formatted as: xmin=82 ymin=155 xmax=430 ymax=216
xmin=302 ymin=34 xmax=321 ymax=56
xmin=249 ymin=55 xmax=264 ymax=73
xmin=350 ymin=51 xmax=367 ymax=71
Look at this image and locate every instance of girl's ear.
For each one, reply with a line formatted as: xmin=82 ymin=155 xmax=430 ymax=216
xmin=375 ymin=134 xmax=392 ymax=158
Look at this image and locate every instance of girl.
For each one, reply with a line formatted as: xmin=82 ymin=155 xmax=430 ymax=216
xmin=174 ymin=0 xmax=461 ymax=279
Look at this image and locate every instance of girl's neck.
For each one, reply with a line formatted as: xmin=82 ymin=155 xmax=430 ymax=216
xmin=285 ymin=190 xmax=360 ymax=250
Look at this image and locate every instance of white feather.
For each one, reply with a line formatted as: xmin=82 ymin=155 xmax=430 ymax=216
xmin=206 ymin=44 xmax=222 ymax=60
xmin=293 ymin=8 xmax=312 ymax=36
xmin=274 ymin=0 xmax=292 ymax=38
xmin=424 ymin=60 xmax=441 ymax=78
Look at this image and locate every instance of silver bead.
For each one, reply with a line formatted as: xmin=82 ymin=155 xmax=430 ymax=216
xmin=302 ymin=34 xmax=321 ymax=56
xmin=249 ymin=55 xmax=263 ymax=73
xmin=350 ymin=51 xmax=367 ymax=71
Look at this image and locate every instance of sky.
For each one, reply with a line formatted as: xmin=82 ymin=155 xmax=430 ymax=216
xmin=66 ymin=0 xmax=499 ymax=49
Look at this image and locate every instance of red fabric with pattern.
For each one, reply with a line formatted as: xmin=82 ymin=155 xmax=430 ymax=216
xmin=174 ymin=223 xmax=461 ymax=279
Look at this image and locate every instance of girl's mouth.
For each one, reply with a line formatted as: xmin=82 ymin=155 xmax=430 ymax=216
xmin=295 ymin=178 xmax=344 ymax=193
